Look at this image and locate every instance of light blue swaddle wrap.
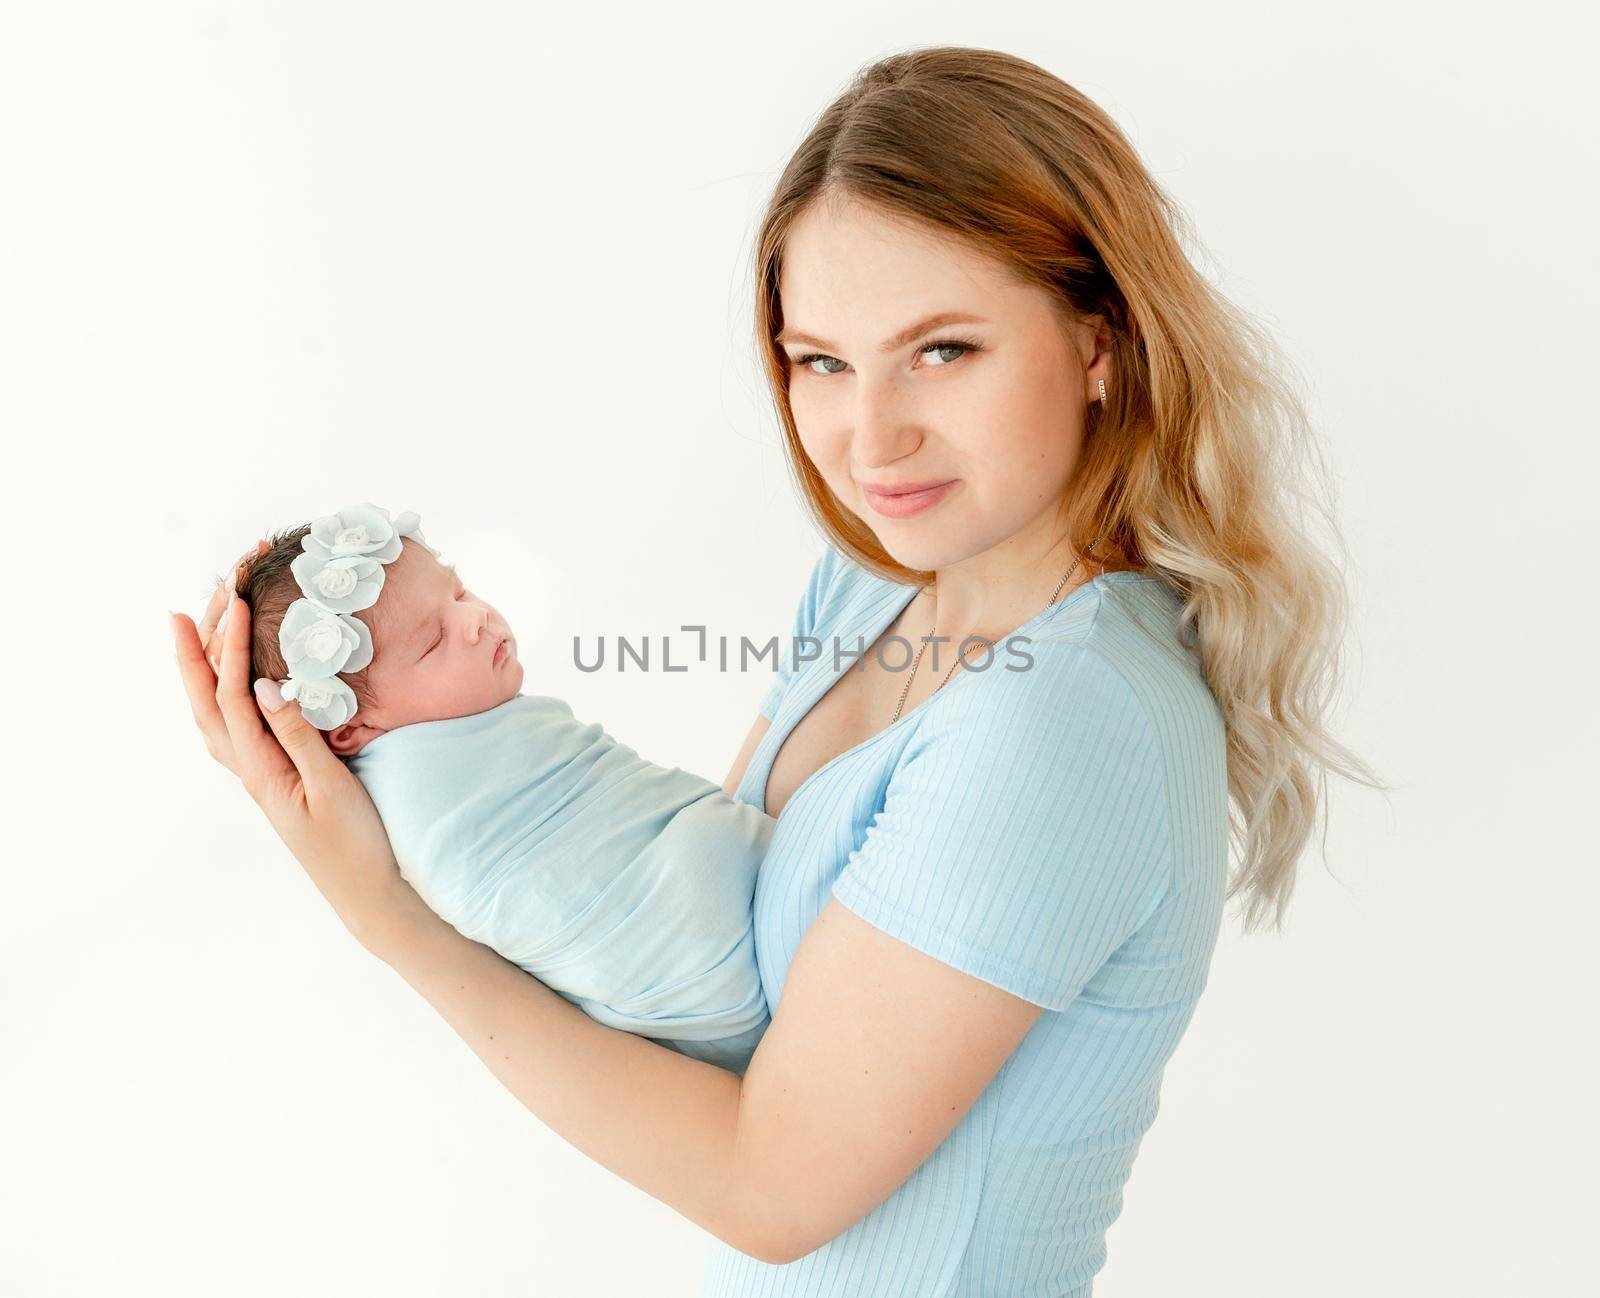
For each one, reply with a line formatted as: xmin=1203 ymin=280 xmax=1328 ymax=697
xmin=347 ymin=693 xmax=775 ymax=1073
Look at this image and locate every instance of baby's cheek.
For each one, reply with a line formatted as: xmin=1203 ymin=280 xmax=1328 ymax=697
xmin=455 ymin=667 xmax=496 ymax=708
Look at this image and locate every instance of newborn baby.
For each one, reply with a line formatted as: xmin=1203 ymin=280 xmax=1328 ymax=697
xmin=235 ymin=503 xmax=774 ymax=1073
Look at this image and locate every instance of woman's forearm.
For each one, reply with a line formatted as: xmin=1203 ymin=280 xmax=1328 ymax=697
xmin=367 ymin=900 xmax=761 ymax=1256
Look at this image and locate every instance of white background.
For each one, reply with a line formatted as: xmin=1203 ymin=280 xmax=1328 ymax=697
xmin=3 ymin=3 xmax=1594 ymax=1295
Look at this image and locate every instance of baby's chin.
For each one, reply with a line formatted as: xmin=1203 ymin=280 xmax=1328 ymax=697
xmin=370 ymin=663 xmax=527 ymax=736
xmin=443 ymin=660 xmax=526 ymax=720
xmin=499 ymin=657 xmax=526 ymax=701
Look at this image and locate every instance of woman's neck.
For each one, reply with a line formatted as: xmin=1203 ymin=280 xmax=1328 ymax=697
xmin=925 ymin=533 xmax=1105 ymax=646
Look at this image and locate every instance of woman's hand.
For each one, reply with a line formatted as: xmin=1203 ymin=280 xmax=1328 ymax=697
xmin=171 ymin=584 xmax=424 ymax=956
xmin=193 ymin=540 xmax=269 ymax=682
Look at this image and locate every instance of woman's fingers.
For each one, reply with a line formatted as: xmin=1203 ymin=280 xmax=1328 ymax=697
xmin=201 ymin=541 xmax=270 ymax=670
xmin=214 ymin=595 xmax=297 ymax=800
xmin=251 ymin=673 xmax=356 ymax=813
xmin=199 ymin=579 xmax=231 ymax=672
xmin=171 ymin=611 xmax=237 ymax=773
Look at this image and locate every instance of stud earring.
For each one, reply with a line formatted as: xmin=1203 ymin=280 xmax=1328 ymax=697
xmin=1097 ymin=379 xmax=1108 ymax=405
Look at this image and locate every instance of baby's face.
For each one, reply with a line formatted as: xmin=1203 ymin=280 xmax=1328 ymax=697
xmin=328 ymin=538 xmax=523 ymax=754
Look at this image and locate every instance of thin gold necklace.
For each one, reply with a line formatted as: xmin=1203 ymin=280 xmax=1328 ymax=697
xmin=889 ymin=540 xmax=1101 ymax=725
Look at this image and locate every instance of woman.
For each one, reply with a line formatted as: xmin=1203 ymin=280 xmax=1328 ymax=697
xmin=172 ymin=47 xmax=1380 ymax=1296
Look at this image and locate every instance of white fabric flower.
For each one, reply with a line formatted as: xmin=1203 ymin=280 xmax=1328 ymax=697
xmin=290 ymin=552 xmax=385 ymax=615
xmin=303 ymin=502 xmax=432 ymax=563
xmin=390 ymin=509 xmax=433 ymax=555
xmin=278 ymin=598 xmax=374 ymax=680
xmin=280 ymin=675 xmax=358 ymax=730
xmin=302 ymin=620 xmax=344 ymax=661
xmin=313 ymin=565 xmax=357 ymax=599
xmin=272 ymin=501 xmax=424 ymax=731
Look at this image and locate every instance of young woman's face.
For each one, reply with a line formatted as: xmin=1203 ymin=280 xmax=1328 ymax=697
xmin=777 ymin=197 xmax=1105 ymax=574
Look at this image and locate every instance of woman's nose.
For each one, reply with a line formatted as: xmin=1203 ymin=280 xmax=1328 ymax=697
xmin=851 ymin=377 xmax=920 ymax=465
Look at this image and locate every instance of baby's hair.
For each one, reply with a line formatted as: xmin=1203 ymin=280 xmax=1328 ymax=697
xmin=233 ymin=526 xmax=382 ymax=716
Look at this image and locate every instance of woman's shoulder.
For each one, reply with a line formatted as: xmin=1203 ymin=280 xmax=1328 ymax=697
xmin=804 ymin=543 xmax=904 ymax=624
xmin=913 ymin=573 xmax=1225 ymax=793
xmin=779 ymin=543 xmax=919 ymax=648
xmin=832 ymin=576 xmax=1208 ymax=1011
xmin=873 ymin=576 xmax=1228 ymax=938
xmin=805 ymin=550 xmax=1222 ymax=750
xmin=1017 ymin=573 xmax=1214 ymax=719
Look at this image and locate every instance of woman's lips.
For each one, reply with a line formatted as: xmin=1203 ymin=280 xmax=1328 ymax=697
xmin=861 ymin=479 xmax=958 ymax=519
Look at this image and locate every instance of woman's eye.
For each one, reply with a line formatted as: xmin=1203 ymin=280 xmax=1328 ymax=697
xmin=921 ymin=338 xmax=976 ymax=367
xmin=797 ymin=353 xmax=849 ymax=376
xmin=791 ymin=337 xmax=981 ymax=376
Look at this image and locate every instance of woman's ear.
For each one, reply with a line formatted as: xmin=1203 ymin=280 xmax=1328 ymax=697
xmin=1079 ymin=313 xmax=1113 ymax=389
xmin=326 ymin=716 xmax=389 ymax=758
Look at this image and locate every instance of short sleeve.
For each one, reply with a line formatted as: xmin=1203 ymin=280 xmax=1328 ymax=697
xmin=758 ymin=545 xmax=841 ymax=720
xmin=830 ymin=642 xmax=1174 ymax=1009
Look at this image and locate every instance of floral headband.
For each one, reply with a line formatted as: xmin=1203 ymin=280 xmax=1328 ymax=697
xmin=272 ymin=502 xmax=432 ymax=730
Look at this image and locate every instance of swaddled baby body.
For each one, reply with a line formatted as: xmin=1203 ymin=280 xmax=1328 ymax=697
xmin=348 ymin=696 xmax=772 ymax=1072
xmin=235 ymin=510 xmax=774 ymax=1073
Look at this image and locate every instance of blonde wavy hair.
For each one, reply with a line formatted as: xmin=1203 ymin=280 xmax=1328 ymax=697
xmin=751 ymin=46 xmax=1388 ymax=934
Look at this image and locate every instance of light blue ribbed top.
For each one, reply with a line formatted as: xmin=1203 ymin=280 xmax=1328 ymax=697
xmin=700 ymin=546 xmax=1230 ymax=1297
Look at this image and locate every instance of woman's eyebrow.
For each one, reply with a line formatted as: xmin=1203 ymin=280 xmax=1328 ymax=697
xmin=775 ymin=310 xmax=991 ymax=354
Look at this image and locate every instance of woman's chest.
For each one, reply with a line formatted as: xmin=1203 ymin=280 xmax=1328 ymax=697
xmin=763 ymin=662 xmax=889 ymax=820
xmin=750 ymin=731 xmax=904 ymax=1006
xmin=762 ymin=598 xmax=935 ymax=820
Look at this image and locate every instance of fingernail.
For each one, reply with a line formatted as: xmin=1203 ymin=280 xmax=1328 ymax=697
xmin=254 ymin=678 xmax=288 ymax=712
xmin=215 ymin=607 xmax=229 ymax=638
